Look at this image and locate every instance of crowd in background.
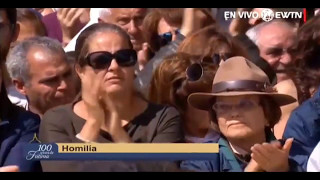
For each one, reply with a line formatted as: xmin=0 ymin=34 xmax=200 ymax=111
xmin=0 ymin=8 xmax=320 ymax=172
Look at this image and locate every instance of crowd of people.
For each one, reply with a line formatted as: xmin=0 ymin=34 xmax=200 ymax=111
xmin=0 ymin=8 xmax=319 ymax=172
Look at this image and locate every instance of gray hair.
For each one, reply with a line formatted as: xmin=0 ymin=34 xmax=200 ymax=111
xmin=246 ymin=19 xmax=295 ymax=46
xmin=98 ymin=8 xmax=150 ymax=19
xmin=6 ymin=36 xmax=65 ymax=84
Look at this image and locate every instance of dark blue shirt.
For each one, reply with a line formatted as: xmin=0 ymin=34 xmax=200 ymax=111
xmin=0 ymin=109 xmax=41 ymax=172
xmin=283 ymin=86 xmax=320 ymax=171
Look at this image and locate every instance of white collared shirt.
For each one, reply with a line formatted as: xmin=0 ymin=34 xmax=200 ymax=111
xmin=307 ymin=142 xmax=320 ymax=172
xmin=7 ymin=85 xmax=29 ymax=110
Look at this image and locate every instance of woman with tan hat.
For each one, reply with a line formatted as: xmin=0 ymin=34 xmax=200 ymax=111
xmin=180 ymin=56 xmax=297 ymax=172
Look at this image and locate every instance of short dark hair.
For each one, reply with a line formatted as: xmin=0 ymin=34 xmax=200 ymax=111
xmin=0 ymin=8 xmax=17 ymax=26
xmin=75 ymin=23 xmax=133 ymax=68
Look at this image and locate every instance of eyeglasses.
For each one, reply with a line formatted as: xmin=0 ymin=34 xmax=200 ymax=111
xmin=186 ymin=53 xmax=232 ymax=81
xmin=85 ymin=49 xmax=137 ymax=70
xmin=212 ymin=99 xmax=259 ymax=114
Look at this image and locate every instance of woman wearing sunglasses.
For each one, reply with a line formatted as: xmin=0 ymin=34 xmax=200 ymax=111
xmin=39 ymin=23 xmax=184 ymax=172
xmin=180 ymin=56 xmax=297 ymax=172
xmin=149 ymin=53 xmax=219 ymax=143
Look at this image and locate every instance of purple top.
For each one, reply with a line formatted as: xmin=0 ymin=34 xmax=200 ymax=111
xmin=42 ymin=12 xmax=62 ymax=43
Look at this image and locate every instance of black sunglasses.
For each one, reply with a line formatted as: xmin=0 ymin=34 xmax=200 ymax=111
xmin=159 ymin=29 xmax=180 ymax=46
xmin=186 ymin=53 xmax=232 ymax=81
xmin=85 ymin=49 xmax=137 ymax=70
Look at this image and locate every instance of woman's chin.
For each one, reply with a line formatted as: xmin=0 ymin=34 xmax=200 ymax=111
xmin=105 ymin=85 xmax=125 ymax=94
xmin=225 ymin=128 xmax=253 ymax=140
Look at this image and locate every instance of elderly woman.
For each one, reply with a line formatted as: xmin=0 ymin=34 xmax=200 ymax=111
xmin=180 ymin=56 xmax=297 ymax=172
xmin=39 ymin=23 xmax=184 ymax=172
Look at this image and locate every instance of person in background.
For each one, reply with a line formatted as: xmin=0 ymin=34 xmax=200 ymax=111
xmin=135 ymin=8 xmax=216 ymax=97
xmin=246 ymin=19 xmax=297 ymax=83
xmin=57 ymin=8 xmax=90 ymax=47
xmin=63 ymin=8 xmax=150 ymax=72
xmin=66 ymin=51 xmax=81 ymax=94
xmin=0 ymin=8 xmax=27 ymax=109
xmin=228 ymin=8 xmax=277 ymax=85
xmin=0 ymin=8 xmax=19 ymax=63
xmin=0 ymin=64 xmax=41 ymax=172
xmin=149 ymin=53 xmax=219 ymax=143
xmin=16 ymin=8 xmax=47 ymax=42
xmin=0 ymin=8 xmax=41 ymax=172
xmin=139 ymin=8 xmax=184 ymax=70
xmin=273 ymin=80 xmax=298 ymax=139
xmin=5 ymin=9 xmax=48 ymax=109
xmin=34 ymin=8 xmax=55 ymax=17
xmin=283 ymin=15 xmax=320 ymax=171
xmin=6 ymin=36 xmax=76 ymax=118
xmin=42 ymin=8 xmax=90 ymax=44
xmin=177 ymin=25 xmax=247 ymax=59
xmin=143 ymin=9 xmax=184 ymax=54
xmin=245 ymin=19 xmax=299 ymax=139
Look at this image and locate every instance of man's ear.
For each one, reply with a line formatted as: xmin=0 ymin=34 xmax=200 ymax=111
xmin=98 ymin=18 xmax=103 ymax=23
xmin=12 ymin=78 xmax=27 ymax=96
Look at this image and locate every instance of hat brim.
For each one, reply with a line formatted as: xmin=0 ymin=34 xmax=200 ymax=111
xmin=188 ymin=91 xmax=297 ymax=111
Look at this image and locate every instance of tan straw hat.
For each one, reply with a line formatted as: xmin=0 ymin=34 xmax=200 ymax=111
xmin=188 ymin=56 xmax=297 ymax=110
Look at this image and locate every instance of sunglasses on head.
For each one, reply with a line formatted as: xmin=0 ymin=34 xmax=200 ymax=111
xmin=85 ymin=49 xmax=137 ymax=70
xmin=186 ymin=53 xmax=232 ymax=81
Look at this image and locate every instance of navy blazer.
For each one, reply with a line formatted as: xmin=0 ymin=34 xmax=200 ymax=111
xmin=283 ymin=86 xmax=320 ymax=171
xmin=0 ymin=109 xmax=41 ymax=172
